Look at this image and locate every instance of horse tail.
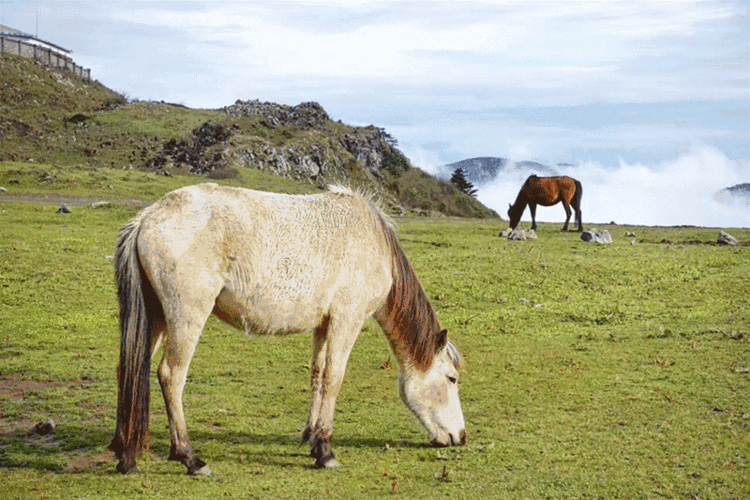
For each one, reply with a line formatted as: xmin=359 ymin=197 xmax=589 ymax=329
xmin=572 ymin=178 xmax=583 ymax=209
xmin=109 ymin=211 xmax=162 ymax=460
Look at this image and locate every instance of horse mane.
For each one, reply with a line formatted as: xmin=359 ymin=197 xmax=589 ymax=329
xmin=373 ymin=213 xmax=447 ymax=372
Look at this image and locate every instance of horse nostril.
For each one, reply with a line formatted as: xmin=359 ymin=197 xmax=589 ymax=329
xmin=459 ymin=429 xmax=467 ymax=446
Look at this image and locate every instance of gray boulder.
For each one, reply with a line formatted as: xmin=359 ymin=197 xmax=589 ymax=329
xmin=581 ymin=228 xmax=612 ymax=244
xmin=717 ymin=231 xmax=738 ymax=246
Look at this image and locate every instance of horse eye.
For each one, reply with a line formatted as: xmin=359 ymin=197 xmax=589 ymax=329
xmin=447 ymin=376 xmax=458 ymax=384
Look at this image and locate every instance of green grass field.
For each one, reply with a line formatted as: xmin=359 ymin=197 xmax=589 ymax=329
xmin=1 ymin=171 xmax=748 ymax=499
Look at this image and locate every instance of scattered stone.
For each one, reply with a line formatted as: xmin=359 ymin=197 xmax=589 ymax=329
xmin=507 ymin=228 xmax=537 ymax=240
xmin=57 ymin=204 xmax=72 ymax=214
xmin=581 ymin=228 xmax=612 ymax=244
xmin=0 ymin=186 xmax=7 ymax=193
xmin=499 ymin=228 xmax=513 ymax=237
xmin=717 ymin=231 xmax=737 ymax=246
xmin=625 ymin=231 xmax=636 ymax=237
xmin=32 ymin=419 xmax=56 ymax=436
xmin=90 ymin=201 xmax=110 ymax=208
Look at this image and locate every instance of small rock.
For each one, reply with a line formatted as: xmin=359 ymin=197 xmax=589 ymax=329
xmin=717 ymin=231 xmax=737 ymax=246
xmin=33 ymin=419 xmax=56 ymax=436
xmin=625 ymin=231 xmax=636 ymax=237
xmin=505 ymin=228 xmax=537 ymax=240
xmin=0 ymin=186 xmax=7 ymax=193
xmin=581 ymin=228 xmax=613 ymax=244
xmin=90 ymin=201 xmax=110 ymax=208
xmin=57 ymin=204 xmax=72 ymax=214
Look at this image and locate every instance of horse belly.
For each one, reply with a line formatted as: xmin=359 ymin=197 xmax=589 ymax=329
xmin=213 ymin=285 xmax=326 ymax=335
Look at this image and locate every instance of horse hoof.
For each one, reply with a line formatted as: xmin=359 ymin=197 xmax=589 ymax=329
xmin=316 ymin=456 xmax=341 ymax=469
xmin=116 ymin=462 xmax=141 ymax=475
xmin=188 ymin=465 xmax=214 ymax=476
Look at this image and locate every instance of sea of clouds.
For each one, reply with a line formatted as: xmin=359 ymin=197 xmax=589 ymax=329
xmin=422 ymin=146 xmax=749 ymax=228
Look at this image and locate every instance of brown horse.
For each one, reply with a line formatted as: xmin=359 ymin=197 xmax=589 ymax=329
xmin=507 ymin=175 xmax=583 ymax=232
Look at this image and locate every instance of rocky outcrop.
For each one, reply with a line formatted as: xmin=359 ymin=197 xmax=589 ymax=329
xmin=145 ymin=102 xmax=410 ymax=187
xmin=223 ymin=100 xmax=330 ymax=129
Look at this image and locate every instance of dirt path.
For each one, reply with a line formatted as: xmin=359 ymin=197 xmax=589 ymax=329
xmin=0 ymin=193 xmax=149 ymax=207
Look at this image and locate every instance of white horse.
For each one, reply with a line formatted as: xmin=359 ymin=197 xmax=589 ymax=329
xmin=109 ymin=183 xmax=465 ymax=475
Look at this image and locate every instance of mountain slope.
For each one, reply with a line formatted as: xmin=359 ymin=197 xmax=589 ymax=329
xmin=0 ymin=54 xmax=496 ymax=218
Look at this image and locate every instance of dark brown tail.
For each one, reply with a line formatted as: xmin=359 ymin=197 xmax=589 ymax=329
xmin=572 ymin=178 xmax=583 ymax=210
xmin=572 ymin=179 xmax=583 ymax=230
xmin=108 ymin=214 xmax=162 ymax=462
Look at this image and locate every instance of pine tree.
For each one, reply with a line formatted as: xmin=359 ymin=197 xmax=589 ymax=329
xmin=450 ymin=167 xmax=478 ymax=197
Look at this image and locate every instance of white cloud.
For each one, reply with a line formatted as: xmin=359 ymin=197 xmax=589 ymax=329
xmin=101 ymin=1 xmax=747 ymax=105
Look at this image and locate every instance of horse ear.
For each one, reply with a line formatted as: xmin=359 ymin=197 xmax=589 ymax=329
xmin=508 ymin=203 xmax=512 ymax=209
xmin=436 ymin=329 xmax=448 ymax=350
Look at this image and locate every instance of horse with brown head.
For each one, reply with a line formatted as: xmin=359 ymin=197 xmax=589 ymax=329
xmin=508 ymin=175 xmax=583 ymax=232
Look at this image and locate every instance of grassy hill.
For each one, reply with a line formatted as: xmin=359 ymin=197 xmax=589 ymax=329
xmin=0 ymin=54 xmax=497 ymax=218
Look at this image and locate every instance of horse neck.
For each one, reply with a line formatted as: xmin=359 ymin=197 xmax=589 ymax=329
xmin=374 ymin=224 xmax=443 ymax=372
xmin=511 ymin=189 xmax=528 ymax=211
xmin=509 ymin=191 xmax=528 ymax=225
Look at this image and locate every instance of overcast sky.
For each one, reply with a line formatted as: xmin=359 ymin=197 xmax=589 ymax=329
xmin=3 ymin=1 xmax=749 ymax=225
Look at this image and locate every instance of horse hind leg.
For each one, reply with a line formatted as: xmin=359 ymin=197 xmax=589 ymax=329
xmin=305 ymin=314 xmax=363 ymax=469
xmin=157 ymin=295 xmax=217 ymax=475
xmin=561 ymin=201 xmax=572 ymax=232
xmin=303 ymin=315 xmax=330 ymax=445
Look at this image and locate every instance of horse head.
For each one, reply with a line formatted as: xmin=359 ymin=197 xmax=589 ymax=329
xmin=398 ymin=330 xmax=466 ymax=447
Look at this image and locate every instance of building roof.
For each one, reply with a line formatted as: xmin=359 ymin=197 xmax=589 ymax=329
xmin=0 ymin=23 xmax=71 ymax=54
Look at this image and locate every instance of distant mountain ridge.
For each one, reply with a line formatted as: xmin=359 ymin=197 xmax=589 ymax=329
xmin=715 ymin=183 xmax=750 ymax=206
xmin=443 ymin=157 xmax=558 ymax=185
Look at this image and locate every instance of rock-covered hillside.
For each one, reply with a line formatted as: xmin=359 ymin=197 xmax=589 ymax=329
xmin=0 ymin=54 xmax=496 ymax=218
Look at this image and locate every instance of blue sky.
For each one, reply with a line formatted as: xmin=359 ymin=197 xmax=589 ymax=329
xmin=3 ymin=1 xmax=749 ymax=225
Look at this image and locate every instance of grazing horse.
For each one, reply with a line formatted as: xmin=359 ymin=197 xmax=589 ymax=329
xmin=507 ymin=175 xmax=583 ymax=232
xmin=109 ymin=183 xmax=466 ymax=475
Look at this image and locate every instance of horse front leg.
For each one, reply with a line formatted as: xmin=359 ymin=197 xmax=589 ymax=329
xmin=529 ymin=203 xmax=538 ymax=231
xmin=561 ymin=201 xmax=572 ymax=232
xmin=306 ymin=315 xmax=362 ymax=469
xmin=158 ymin=319 xmax=212 ymax=476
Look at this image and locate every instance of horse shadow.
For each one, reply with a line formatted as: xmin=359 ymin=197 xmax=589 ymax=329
xmin=178 ymin=427 xmax=432 ymax=470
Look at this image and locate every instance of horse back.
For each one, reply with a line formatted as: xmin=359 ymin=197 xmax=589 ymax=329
xmin=524 ymin=175 xmax=578 ymax=206
xmin=133 ymin=183 xmax=394 ymax=335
